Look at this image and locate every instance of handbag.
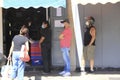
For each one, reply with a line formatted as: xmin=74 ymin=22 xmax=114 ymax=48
xmin=1 ymin=60 xmax=12 ymax=80
xmin=20 ymin=45 xmax=30 ymax=62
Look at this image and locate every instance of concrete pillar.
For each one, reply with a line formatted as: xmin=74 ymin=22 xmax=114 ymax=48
xmin=66 ymin=0 xmax=76 ymax=71
xmin=0 ymin=7 xmax=3 ymax=53
xmin=70 ymin=0 xmax=84 ymax=71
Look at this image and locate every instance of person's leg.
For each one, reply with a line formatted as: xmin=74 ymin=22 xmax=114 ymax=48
xmin=44 ymin=47 xmax=51 ymax=72
xmin=41 ymin=46 xmax=49 ymax=73
xmin=11 ymin=52 xmax=18 ymax=79
xmin=64 ymin=48 xmax=70 ymax=72
xmin=62 ymin=48 xmax=71 ymax=76
xmin=88 ymin=46 xmax=95 ymax=72
xmin=59 ymin=48 xmax=67 ymax=75
xmin=17 ymin=54 xmax=25 ymax=80
xmin=61 ymin=48 xmax=67 ymax=71
xmin=80 ymin=59 xmax=86 ymax=71
xmin=90 ymin=59 xmax=94 ymax=71
xmin=47 ymin=47 xmax=51 ymax=72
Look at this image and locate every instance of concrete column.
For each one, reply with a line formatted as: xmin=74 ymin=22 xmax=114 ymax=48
xmin=0 ymin=7 xmax=3 ymax=53
xmin=71 ymin=0 xmax=84 ymax=71
xmin=66 ymin=0 xmax=76 ymax=71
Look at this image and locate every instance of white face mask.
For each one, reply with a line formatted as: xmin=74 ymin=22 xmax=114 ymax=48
xmin=28 ymin=22 xmax=31 ymax=26
xmin=41 ymin=25 xmax=45 ymax=29
xmin=85 ymin=21 xmax=89 ymax=26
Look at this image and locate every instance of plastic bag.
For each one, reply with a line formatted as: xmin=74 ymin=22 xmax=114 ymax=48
xmin=1 ymin=60 xmax=12 ymax=80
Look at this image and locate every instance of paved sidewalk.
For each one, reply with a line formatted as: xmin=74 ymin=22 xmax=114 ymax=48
xmin=1 ymin=71 xmax=120 ymax=80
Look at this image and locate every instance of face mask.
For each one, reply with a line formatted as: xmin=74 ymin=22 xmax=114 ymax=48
xmin=28 ymin=22 xmax=31 ymax=26
xmin=41 ymin=25 xmax=45 ymax=29
xmin=85 ymin=21 xmax=89 ymax=26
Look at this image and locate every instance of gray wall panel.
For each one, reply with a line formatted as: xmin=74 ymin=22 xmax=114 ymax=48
xmin=78 ymin=2 xmax=120 ymax=68
xmin=78 ymin=4 xmax=103 ymax=67
xmin=102 ymin=3 xmax=120 ymax=67
xmin=50 ymin=7 xmax=67 ymax=66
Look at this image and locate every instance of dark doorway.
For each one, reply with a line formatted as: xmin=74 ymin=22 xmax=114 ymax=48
xmin=3 ymin=7 xmax=46 ymax=57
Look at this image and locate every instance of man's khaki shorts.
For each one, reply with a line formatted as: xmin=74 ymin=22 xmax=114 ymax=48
xmin=83 ymin=46 xmax=95 ymax=60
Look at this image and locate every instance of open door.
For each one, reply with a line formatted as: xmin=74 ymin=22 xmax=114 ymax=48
xmin=3 ymin=7 xmax=46 ymax=57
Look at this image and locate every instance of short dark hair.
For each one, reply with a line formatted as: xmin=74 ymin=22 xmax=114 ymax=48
xmin=43 ymin=21 xmax=49 ymax=27
xmin=61 ymin=19 xmax=70 ymax=23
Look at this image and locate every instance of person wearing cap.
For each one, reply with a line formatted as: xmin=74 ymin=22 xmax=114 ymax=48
xmin=81 ymin=16 xmax=96 ymax=73
xmin=59 ymin=19 xmax=72 ymax=76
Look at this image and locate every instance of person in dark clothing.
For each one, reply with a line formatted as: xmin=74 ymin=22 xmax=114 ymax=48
xmin=81 ymin=16 xmax=96 ymax=73
xmin=39 ymin=21 xmax=51 ymax=73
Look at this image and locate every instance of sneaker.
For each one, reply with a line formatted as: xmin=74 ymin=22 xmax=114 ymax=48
xmin=89 ymin=70 xmax=94 ymax=73
xmin=81 ymin=70 xmax=87 ymax=75
xmin=62 ymin=72 xmax=71 ymax=77
xmin=59 ymin=71 xmax=66 ymax=75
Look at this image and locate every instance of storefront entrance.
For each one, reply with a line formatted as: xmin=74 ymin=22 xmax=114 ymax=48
xmin=2 ymin=7 xmax=67 ymax=67
xmin=3 ymin=7 xmax=46 ymax=57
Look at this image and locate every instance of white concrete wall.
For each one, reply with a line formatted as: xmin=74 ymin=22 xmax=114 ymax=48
xmin=78 ymin=2 xmax=120 ymax=68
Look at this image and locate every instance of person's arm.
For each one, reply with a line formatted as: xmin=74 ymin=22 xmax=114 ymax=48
xmin=25 ymin=41 xmax=29 ymax=51
xmin=59 ymin=34 xmax=64 ymax=40
xmin=39 ymin=36 xmax=45 ymax=44
xmin=89 ymin=27 xmax=96 ymax=46
xmin=8 ymin=41 xmax=14 ymax=59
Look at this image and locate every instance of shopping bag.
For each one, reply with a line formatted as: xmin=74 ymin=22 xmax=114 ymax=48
xmin=1 ymin=60 xmax=12 ymax=80
xmin=20 ymin=45 xmax=30 ymax=62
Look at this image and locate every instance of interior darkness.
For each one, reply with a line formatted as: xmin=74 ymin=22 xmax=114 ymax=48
xmin=3 ymin=7 xmax=46 ymax=56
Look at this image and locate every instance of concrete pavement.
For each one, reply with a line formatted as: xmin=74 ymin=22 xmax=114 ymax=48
xmin=24 ymin=71 xmax=120 ymax=80
xmin=1 ymin=71 xmax=120 ymax=80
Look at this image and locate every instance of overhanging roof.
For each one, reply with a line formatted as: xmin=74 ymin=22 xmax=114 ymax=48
xmin=1 ymin=0 xmax=66 ymax=8
xmin=76 ymin=0 xmax=120 ymax=5
xmin=0 ymin=0 xmax=3 ymax=7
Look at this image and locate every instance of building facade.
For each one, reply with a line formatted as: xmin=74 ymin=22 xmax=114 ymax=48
xmin=0 ymin=0 xmax=120 ymax=70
